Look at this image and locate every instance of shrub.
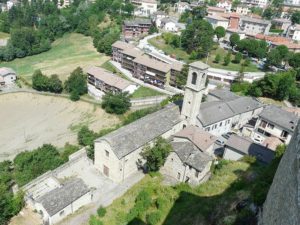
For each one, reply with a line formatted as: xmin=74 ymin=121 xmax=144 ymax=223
xmin=223 ymin=53 xmax=231 ymax=66
xmin=214 ymin=54 xmax=221 ymax=63
xmin=156 ymin=197 xmax=167 ymax=210
xmin=101 ymin=92 xmax=131 ymax=114
xmin=97 ymin=206 xmax=106 ymax=217
xmin=233 ymin=52 xmax=243 ymax=64
xmin=241 ymin=155 xmax=257 ymax=164
xmin=146 ymin=212 xmax=161 ymax=225
xmin=89 ymin=215 xmax=103 ymax=225
xmin=64 ymin=67 xmax=87 ymax=101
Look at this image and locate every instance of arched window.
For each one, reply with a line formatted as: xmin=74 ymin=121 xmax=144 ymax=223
xmin=192 ymin=72 xmax=197 ymax=85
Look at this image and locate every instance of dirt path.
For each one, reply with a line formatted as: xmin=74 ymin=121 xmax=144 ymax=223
xmin=0 ymin=93 xmax=120 ymax=161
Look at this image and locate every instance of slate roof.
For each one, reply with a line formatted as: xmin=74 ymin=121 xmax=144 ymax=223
xmin=171 ymin=141 xmax=213 ymax=171
xmin=241 ymin=16 xmax=271 ymax=25
xmin=112 ymin=41 xmax=134 ymax=50
xmin=225 ymin=135 xmax=274 ymax=164
xmin=124 ymin=19 xmax=152 ymax=26
xmin=198 ymin=89 xmax=263 ymax=126
xmin=209 ymin=89 xmax=239 ymax=101
xmin=0 ymin=67 xmax=16 ymax=77
xmin=87 ymin=66 xmax=133 ymax=90
xmin=226 ymin=97 xmax=264 ymax=114
xmin=173 ymin=126 xmax=217 ymax=151
xmin=95 ymin=104 xmax=182 ymax=159
xmin=259 ymin=105 xmax=299 ymax=133
xmin=122 ymin=48 xmax=143 ymax=58
xmin=205 ymin=14 xmax=229 ymax=21
xmin=133 ymin=55 xmax=171 ymax=73
xmin=197 ymin=101 xmax=234 ymax=126
xmin=36 ymin=179 xmax=90 ymax=216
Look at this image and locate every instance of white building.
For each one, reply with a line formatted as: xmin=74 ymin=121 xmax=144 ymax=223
xmin=216 ymin=0 xmax=232 ymax=12
xmin=33 ymin=178 xmax=92 ymax=225
xmin=251 ymin=105 xmax=299 ymax=145
xmin=236 ymin=4 xmax=250 ymax=15
xmin=241 ymin=0 xmax=268 ymax=8
xmin=174 ymin=1 xmax=191 ymax=14
xmin=132 ymin=0 xmax=158 ymax=17
xmin=160 ymin=18 xmax=178 ymax=32
xmin=205 ymin=14 xmax=229 ymax=29
xmin=288 ymin=24 xmax=300 ymax=41
xmin=0 ymin=67 xmax=17 ymax=86
xmin=284 ymin=0 xmax=300 ymax=5
xmin=240 ymin=16 xmax=271 ymax=36
xmin=223 ymin=135 xmax=274 ymax=164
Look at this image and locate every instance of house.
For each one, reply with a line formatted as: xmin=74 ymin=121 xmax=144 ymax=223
xmin=239 ymin=16 xmax=271 ymax=36
xmin=288 ymin=24 xmax=300 ymax=41
xmin=87 ymin=66 xmax=138 ymax=98
xmin=223 ymin=135 xmax=274 ymax=164
xmin=216 ymin=0 xmax=232 ymax=12
xmin=34 ymin=178 xmax=92 ymax=225
xmin=162 ymin=141 xmax=213 ymax=185
xmin=151 ymin=11 xmax=168 ymax=26
xmin=240 ymin=0 xmax=268 ymax=8
xmin=122 ymin=19 xmax=152 ymax=39
xmin=132 ymin=0 xmax=158 ymax=17
xmin=205 ymin=14 xmax=229 ymax=29
xmin=271 ymin=18 xmax=291 ymax=34
xmin=112 ymin=40 xmax=136 ymax=63
xmin=251 ymin=105 xmax=299 ymax=145
xmin=0 ymin=67 xmax=17 ymax=86
xmin=160 ymin=17 xmax=178 ymax=32
xmin=192 ymin=89 xmax=264 ymax=136
xmin=207 ymin=6 xmax=226 ymax=14
xmin=172 ymin=125 xmax=217 ymax=156
xmin=236 ymin=4 xmax=250 ymax=15
xmin=174 ymin=1 xmax=191 ymax=14
xmin=94 ymin=103 xmax=184 ymax=183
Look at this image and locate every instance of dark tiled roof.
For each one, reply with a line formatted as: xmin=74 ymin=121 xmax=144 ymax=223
xmin=209 ymin=89 xmax=239 ymax=101
xmin=172 ymin=141 xmax=213 ymax=171
xmin=36 ymin=179 xmax=90 ymax=216
xmin=259 ymin=105 xmax=299 ymax=133
xmin=225 ymin=135 xmax=274 ymax=164
xmin=95 ymin=104 xmax=182 ymax=159
xmin=226 ymin=97 xmax=264 ymax=114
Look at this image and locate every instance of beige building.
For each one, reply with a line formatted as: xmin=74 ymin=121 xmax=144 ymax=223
xmin=94 ymin=104 xmax=184 ymax=183
xmin=205 ymin=14 xmax=229 ymax=29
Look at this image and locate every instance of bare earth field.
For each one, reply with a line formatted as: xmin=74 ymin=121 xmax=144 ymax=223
xmin=0 ymin=93 xmax=120 ymax=161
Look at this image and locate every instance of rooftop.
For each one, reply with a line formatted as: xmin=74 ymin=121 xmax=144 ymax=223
xmin=226 ymin=135 xmax=274 ymax=164
xmin=171 ymin=141 xmax=213 ymax=171
xmin=122 ymin=48 xmax=143 ymax=58
xmin=189 ymin=61 xmax=209 ymax=70
xmin=205 ymin=14 xmax=229 ymax=21
xmin=259 ymin=105 xmax=299 ymax=133
xmin=95 ymin=104 xmax=182 ymax=159
xmin=241 ymin=16 xmax=271 ymax=25
xmin=87 ymin=66 xmax=133 ymax=90
xmin=112 ymin=41 xmax=135 ymax=50
xmin=173 ymin=126 xmax=217 ymax=152
xmin=133 ymin=55 xmax=171 ymax=73
xmin=0 ymin=67 xmax=16 ymax=77
xmin=209 ymin=89 xmax=239 ymax=101
xmin=124 ymin=18 xmax=152 ymax=26
xmin=36 ymin=178 xmax=90 ymax=216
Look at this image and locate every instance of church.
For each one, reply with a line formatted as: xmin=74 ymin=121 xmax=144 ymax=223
xmin=94 ymin=61 xmax=263 ymax=184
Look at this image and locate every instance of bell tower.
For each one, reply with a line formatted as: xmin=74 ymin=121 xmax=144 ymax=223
xmin=181 ymin=61 xmax=209 ymax=125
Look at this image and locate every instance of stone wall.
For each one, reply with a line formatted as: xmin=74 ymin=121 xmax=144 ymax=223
xmin=258 ymin=121 xmax=300 ymax=225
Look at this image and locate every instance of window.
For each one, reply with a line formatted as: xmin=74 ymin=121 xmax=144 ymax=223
xmin=267 ymin=123 xmax=274 ymax=129
xmin=260 ymin=120 xmax=267 ymax=128
xmin=195 ymin=171 xmax=199 ymax=178
xmin=281 ymin=130 xmax=289 ymax=138
xmin=191 ymin=72 xmax=197 ymax=85
xmin=220 ymin=122 xmax=223 ymax=127
xmin=105 ymin=150 xmax=109 ymax=157
xmin=257 ymin=128 xmax=264 ymax=134
xmin=177 ymin=172 xmax=181 ymax=180
xmin=59 ymin=210 xmax=65 ymax=216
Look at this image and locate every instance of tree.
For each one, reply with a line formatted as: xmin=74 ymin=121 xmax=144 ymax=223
xmin=175 ymin=64 xmax=189 ymax=88
xmin=233 ymin=52 xmax=242 ymax=64
xmin=64 ymin=67 xmax=87 ymax=101
xmin=262 ymin=7 xmax=273 ymax=20
xmin=266 ymin=49 xmax=282 ymax=66
xmin=78 ymin=126 xmax=97 ymax=146
xmin=140 ymin=137 xmax=172 ymax=172
xmin=149 ymin=25 xmax=158 ymax=34
xmin=214 ymin=54 xmax=221 ymax=63
xmin=181 ymin=19 xmax=214 ymax=58
xmin=48 ymin=74 xmax=63 ymax=93
xmin=229 ymin=33 xmax=240 ymax=48
xmin=32 ymin=70 xmax=49 ymax=91
xmin=223 ymin=53 xmax=231 ymax=66
xmin=215 ymin=26 xmax=226 ymax=41
xmin=291 ymin=11 xmax=300 ymax=24
xmin=289 ymin=53 xmax=300 ymax=68
xmin=101 ymin=92 xmax=131 ymax=114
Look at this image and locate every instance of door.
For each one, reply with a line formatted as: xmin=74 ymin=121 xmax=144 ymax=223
xmin=103 ymin=165 xmax=109 ymax=177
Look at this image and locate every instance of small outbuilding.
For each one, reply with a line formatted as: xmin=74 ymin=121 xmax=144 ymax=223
xmin=0 ymin=67 xmax=17 ymax=86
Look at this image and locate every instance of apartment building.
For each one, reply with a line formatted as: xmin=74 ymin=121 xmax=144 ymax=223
xmin=122 ymin=19 xmax=152 ymax=39
xmin=132 ymin=0 xmax=158 ymax=17
xmin=205 ymin=14 xmax=229 ymax=29
xmin=239 ymin=16 xmax=271 ymax=36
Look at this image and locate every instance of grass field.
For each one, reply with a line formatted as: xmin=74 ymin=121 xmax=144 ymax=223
xmin=91 ymin=160 xmax=265 ymax=225
xmin=148 ymin=36 xmax=260 ymax=72
xmin=0 ymin=33 xmax=109 ymax=82
xmin=130 ymin=86 xmax=164 ymax=99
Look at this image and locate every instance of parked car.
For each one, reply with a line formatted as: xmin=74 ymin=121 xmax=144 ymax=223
xmin=215 ymin=139 xmax=225 ymax=146
xmin=222 ymin=133 xmax=230 ymax=139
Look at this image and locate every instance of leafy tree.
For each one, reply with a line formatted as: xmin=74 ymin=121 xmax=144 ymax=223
xmin=214 ymin=54 xmax=221 ymax=63
xmin=215 ymin=26 xmax=226 ymax=41
xmin=291 ymin=11 xmax=300 ymax=24
xmin=101 ymin=92 xmax=131 ymax=114
xmin=262 ymin=7 xmax=274 ymax=20
xmin=266 ymin=49 xmax=282 ymax=66
xmin=78 ymin=126 xmax=97 ymax=146
xmin=64 ymin=67 xmax=87 ymax=101
xmin=233 ymin=52 xmax=242 ymax=64
xmin=48 ymin=74 xmax=63 ymax=93
xmin=60 ymin=143 xmax=79 ymax=162
xmin=181 ymin=19 xmax=214 ymax=58
xmin=223 ymin=53 xmax=231 ymax=66
xmin=175 ymin=64 xmax=189 ymax=88
xmin=32 ymin=70 xmax=49 ymax=91
xmin=229 ymin=33 xmax=240 ymax=48
xmin=289 ymin=53 xmax=300 ymax=68
xmin=140 ymin=137 xmax=172 ymax=172
xmin=191 ymin=6 xmax=207 ymax=20
xmin=149 ymin=25 xmax=158 ymax=34
xmin=232 ymin=0 xmax=241 ymax=8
